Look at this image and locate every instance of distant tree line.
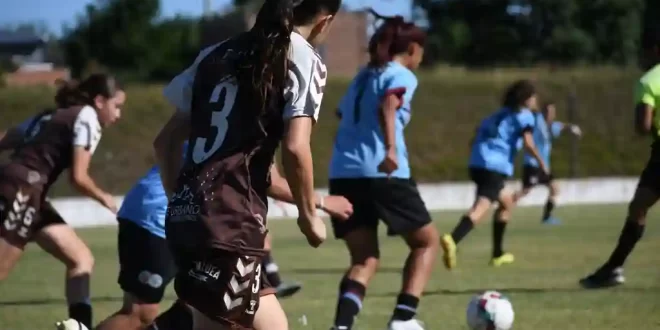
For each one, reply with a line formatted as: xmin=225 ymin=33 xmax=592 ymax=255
xmin=415 ymin=0 xmax=657 ymax=67
xmin=60 ymin=0 xmax=659 ymax=81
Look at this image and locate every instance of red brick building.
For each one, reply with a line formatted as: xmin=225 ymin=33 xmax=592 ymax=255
xmin=202 ymin=10 xmax=368 ymax=76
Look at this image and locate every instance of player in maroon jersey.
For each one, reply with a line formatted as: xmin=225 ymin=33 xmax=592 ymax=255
xmin=153 ymin=0 xmax=340 ymax=328
xmin=0 ymin=74 xmax=125 ymax=329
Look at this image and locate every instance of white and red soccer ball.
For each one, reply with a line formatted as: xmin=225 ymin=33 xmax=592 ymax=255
xmin=466 ymin=291 xmax=515 ymax=330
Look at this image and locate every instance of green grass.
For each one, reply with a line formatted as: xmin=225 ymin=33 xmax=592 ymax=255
xmin=1 ymin=204 xmax=659 ymax=329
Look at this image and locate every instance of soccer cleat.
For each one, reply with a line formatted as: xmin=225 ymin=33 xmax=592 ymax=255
xmin=387 ymin=319 xmax=425 ymax=330
xmin=490 ymin=253 xmax=515 ymax=267
xmin=542 ymin=217 xmax=561 ymax=225
xmin=579 ymin=267 xmax=625 ymax=289
xmin=275 ymin=281 xmax=302 ymax=298
xmin=440 ymin=234 xmax=457 ymax=270
xmin=55 ymin=319 xmax=89 ymax=330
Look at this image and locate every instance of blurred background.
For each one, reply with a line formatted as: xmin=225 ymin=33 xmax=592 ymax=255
xmin=0 ymin=0 xmax=658 ymax=195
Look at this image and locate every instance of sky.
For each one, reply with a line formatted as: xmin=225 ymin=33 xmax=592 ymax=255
xmin=1 ymin=0 xmax=413 ymax=36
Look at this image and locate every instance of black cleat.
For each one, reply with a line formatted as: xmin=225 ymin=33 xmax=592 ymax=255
xmin=275 ymin=281 xmax=302 ymax=298
xmin=579 ymin=267 xmax=625 ymax=289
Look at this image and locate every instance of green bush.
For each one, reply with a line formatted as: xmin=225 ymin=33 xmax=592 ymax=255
xmin=0 ymin=67 xmax=649 ymax=197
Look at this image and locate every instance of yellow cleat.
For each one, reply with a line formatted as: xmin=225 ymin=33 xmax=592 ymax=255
xmin=490 ymin=253 xmax=515 ymax=267
xmin=440 ymin=234 xmax=457 ymax=270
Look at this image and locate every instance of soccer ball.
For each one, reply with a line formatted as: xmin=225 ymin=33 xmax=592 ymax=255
xmin=466 ymin=291 xmax=515 ymax=330
xmin=55 ymin=319 xmax=89 ymax=330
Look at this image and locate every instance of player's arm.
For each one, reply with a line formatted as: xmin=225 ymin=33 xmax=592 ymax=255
xmin=69 ymin=110 xmax=116 ymax=212
xmin=267 ymin=163 xmax=325 ymax=210
xmin=518 ymin=111 xmax=548 ymax=172
xmin=379 ymin=93 xmax=399 ymax=152
xmin=553 ymin=121 xmax=581 ymax=137
xmin=635 ymin=103 xmax=655 ymax=135
xmin=154 ymin=111 xmax=189 ymax=196
xmin=634 ymin=80 xmax=656 ymax=135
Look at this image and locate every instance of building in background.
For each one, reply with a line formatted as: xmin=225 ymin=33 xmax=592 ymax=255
xmin=0 ymin=30 xmax=69 ymax=87
xmin=202 ymin=10 xmax=368 ymax=76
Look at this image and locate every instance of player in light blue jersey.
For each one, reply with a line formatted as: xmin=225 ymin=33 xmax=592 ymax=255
xmin=96 ymin=149 xmax=353 ymax=330
xmin=329 ymin=13 xmax=439 ymax=330
xmin=440 ymin=80 xmax=548 ymax=271
xmin=514 ymin=102 xmax=582 ymax=225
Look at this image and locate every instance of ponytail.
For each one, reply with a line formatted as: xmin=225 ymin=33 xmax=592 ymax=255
xmin=53 ymin=74 xmax=121 ymax=109
xmin=238 ymin=0 xmax=295 ymax=115
xmin=367 ymin=10 xmax=426 ymax=68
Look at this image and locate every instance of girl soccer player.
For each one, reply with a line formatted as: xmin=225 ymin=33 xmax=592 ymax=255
xmin=153 ymin=0 xmax=340 ymax=329
xmin=514 ymin=102 xmax=582 ymax=225
xmin=328 ymin=13 xmax=438 ymax=330
xmin=0 ymin=75 xmax=124 ymax=330
xmin=580 ymin=27 xmax=660 ymax=289
xmin=440 ymin=80 xmax=547 ymax=269
xmin=93 ymin=154 xmax=352 ymax=330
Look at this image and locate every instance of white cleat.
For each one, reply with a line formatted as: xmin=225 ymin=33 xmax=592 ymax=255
xmin=55 ymin=319 xmax=89 ymax=330
xmin=387 ymin=319 xmax=425 ymax=330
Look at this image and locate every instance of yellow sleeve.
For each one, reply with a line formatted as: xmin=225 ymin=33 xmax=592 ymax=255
xmin=635 ymin=80 xmax=656 ymax=109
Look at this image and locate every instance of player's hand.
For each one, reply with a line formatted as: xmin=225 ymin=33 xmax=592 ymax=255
xmin=378 ymin=148 xmax=398 ymax=176
xmin=297 ymin=215 xmax=326 ymax=248
xmin=540 ymin=163 xmax=550 ymax=176
xmin=100 ymin=193 xmax=118 ymax=214
xmin=320 ymin=195 xmax=353 ymax=221
xmin=569 ymin=124 xmax=582 ymax=137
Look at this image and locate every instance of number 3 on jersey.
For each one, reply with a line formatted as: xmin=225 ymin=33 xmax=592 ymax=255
xmin=192 ymin=81 xmax=238 ymax=164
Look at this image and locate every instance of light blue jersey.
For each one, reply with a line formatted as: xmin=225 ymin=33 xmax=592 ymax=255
xmin=469 ymin=107 xmax=536 ymax=176
xmin=329 ymin=62 xmax=417 ymax=179
xmin=117 ymin=144 xmax=188 ymax=238
xmin=524 ymin=112 xmax=563 ymax=168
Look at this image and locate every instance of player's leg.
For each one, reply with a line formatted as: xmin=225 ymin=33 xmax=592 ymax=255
xmin=35 ymin=221 xmax=94 ymax=329
xmin=512 ymin=165 xmax=536 ymax=204
xmin=580 ymin=161 xmax=659 ymax=288
xmin=490 ymin=188 xmax=516 ymax=267
xmin=0 ymin=182 xmax=42 ymax=280
xmin=329 ymin=179 xmax=380 ymax=330
xmin=374 ymin=178 xmax=438 ymax=330
xmin=541 ymin=176 xmax=560 ymax=225
xmin=96 ymin=219 xmax=177 ymax=330
xmin=441 ymin=168 xmax=501 ymax=269
xmin=262 ymin=233 xmax=301 ymax=298
xmin=148 ymin=300 xmax=192 ymax=330
xmin=253 ymin=294 xmax=288 ymax=330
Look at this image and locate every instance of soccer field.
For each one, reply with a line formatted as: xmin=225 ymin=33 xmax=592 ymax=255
xmin=1 ymin=204 xmax=659 ymax=330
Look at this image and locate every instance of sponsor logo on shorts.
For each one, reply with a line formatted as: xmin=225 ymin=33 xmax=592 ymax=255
xmin=2 ymin=191 xmax=36 ymax=238
xmin=167 ymin=184 xmax=200 ymax=222
xmin=529 ymin=175 xmax=538 ymax=185
xmin=187 ymin=261 xmax=221 ymax=282
xmin=138 ymin=270 xmax=164 ymax=288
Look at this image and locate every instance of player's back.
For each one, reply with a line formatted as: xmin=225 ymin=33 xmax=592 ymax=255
xmin=470 ymin=107 xmax=534 ymax=176
xmin=167 ymin=32 xmax=325 ymax=254
xmin=10 ymin=106 xmax=101 ymax=189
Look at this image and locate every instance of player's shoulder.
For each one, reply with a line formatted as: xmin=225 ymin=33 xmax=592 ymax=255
xmin=289 ymin=32 xmax=323 ymax=70
xmin=384 ymin=62 xmax=417 ymax=85
xmin=640 ymin=64 xmax=660 ymax=85
xmin=72 ymin=106 xmax=101 ymax=129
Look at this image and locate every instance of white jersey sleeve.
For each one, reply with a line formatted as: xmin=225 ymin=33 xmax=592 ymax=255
xmin=283 ymin=33 xmax=327 ymax=122
xmin=73 ymin=106 xmax=103 ymax=154
xmin=163 ymin=43 xmax=224 ymax=113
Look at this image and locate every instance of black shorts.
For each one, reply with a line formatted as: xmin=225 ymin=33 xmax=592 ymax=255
xmin=637 ymin=157 xmax=660 ymax=194
xmin=469 ymin=167 xmax=507 ymax=202
xmin=328 ymin=178 xmax=432 ymax=239
xmin=522 ymin=165 xmax=554 ymax=189
xmin=117 ymin=219 xmax=177 ymax=304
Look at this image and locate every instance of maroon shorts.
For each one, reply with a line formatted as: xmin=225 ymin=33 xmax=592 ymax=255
xmin=0 ymin=176 xmax=44 ymax=247
xmin=172 ymin=248 xmax=274 ymax=329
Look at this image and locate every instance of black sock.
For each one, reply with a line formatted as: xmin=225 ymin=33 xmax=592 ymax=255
xmin=391 ymin=293 xmax=419 ymax=321
xmin=262 ymin=251 xmax=282 ymax=287
xmin=451 ymin=215 xmax=474 ymax=243
xmin=492 ymin=218 xmax=507 ymax=258
xmin=153 ymin=300 xmax=192 ymax=330
xmin=333 ymin=277 xmax=366 ymax=329
xmin=604 ymin=221 xmax=645 ymax=270
xmin=542 ymin=200 xmax=555 ymax=220
xmin=68 ymin=302 xmax=92 ymax=329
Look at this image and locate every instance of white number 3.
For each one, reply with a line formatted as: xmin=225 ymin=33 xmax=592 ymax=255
xmin=192 ymin=81 xmax=238 ymax=164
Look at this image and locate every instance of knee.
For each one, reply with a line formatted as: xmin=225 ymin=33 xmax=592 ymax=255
xmin=348 ymin=255 xmax=380 ymax=282
xmin=627 ymin=201 xmax=648 ymax=225
xmin=0 ymin=267 xmax=11 ymax=281
xmin=407 ymin=224 xmax=440 ymax=250
xmin=68 ymin=249 xmax=95 ymax=276
xmin=119 ymin=304 xmax=160 ymax=328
